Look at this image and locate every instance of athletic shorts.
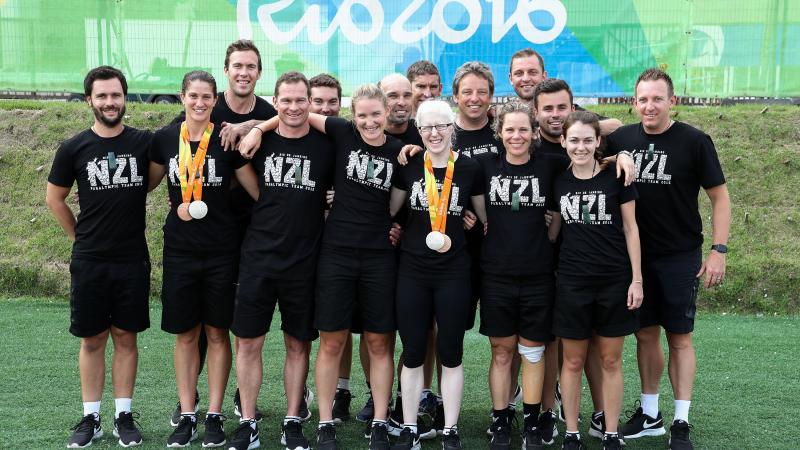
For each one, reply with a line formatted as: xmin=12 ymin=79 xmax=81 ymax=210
xmin=160 ymin=251 xmax=237 ymax=334
xmin=553 ymin=275 xmax=639 ymax=340
xmin=315 ymin=244 xmax=396 ymax=333
xmin=231 ymin=270 xmax=318 ymax=341
xmin=69 ymin=257 xmax=151 ymax=338
xmin=479 ymin=273 xmax=555 ymax=342
xmin=640 ymin=249 xmax=702 ymax=334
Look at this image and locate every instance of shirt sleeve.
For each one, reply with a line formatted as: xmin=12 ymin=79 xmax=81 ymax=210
xmin=148 ymin=130 xmax=166 ymax=165
xmin=324 ymin=116 xmax=352 ymax=145
xmin=392 ymin=163 xmax=408 ymax=190
xmin=469 ymin=160 xmax=485 ymax=196
xmin=604 ymin=129 xmax=621 ymax=157
xmin=695 ymin=133 xmax=726 ymax=189
xmin=618 ymin=175 xmax=639 ymax=204
xmin=47 ymin=142 xmax=76 ymax=187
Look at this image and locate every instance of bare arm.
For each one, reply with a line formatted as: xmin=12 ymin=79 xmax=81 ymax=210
xmin=389 ymin=187 xmax=407 ymax=218
xmin=238 ymin=115 xmax=280 ymax=159
xmin=45 ymin=182 xmax=76 ymax=241
xmin=697 ymin=183 xmax=731 ymax=288
xmin=235 ymin=163 xmax=260 ymax=201
xmin=307 ymin=112 xmax=328 ymax=133
xmin=621 ymin=200 xmax=644 ymax=309
xmin=220 ymin=119 xmax=263 ymax=151
xmin=547 ymin=211 xmax=562 ymax=242
xmin=147 ymin=161 xmax=166 ymax=192
xmin=470 ymin=195 xmax=487 ymax=224
xmin=603 ymin=151 xmax=635 ymax=186
xmin=599 ymin=118 xmax=623 ymax=136
xmin=398 ymin=144 xmax=423 ymax=165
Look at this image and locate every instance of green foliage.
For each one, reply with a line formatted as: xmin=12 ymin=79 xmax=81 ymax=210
xmin=0 ymin=101 xmax=798 ymax=312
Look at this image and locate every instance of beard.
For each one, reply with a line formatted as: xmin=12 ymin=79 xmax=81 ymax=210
xmin=92 ymin=103 xmax=126 ymax=127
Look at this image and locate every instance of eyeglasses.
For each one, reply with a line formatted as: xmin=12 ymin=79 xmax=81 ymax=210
xmin=417 ymin=123 xmax=452 ymax=133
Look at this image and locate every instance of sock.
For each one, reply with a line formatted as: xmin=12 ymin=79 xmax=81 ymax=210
xmin=337 ymin=378 xmax=350 ymax=391
xmin=592 ymin=410 xmax=604 ymax=420
xmin=566 ymin=431 xmax=580 ymax=440
xmin=318 ymin=420 xmax=335 ymax=429
xmin=641 ymin=393 xmax=659 ymax=418
xmin=604 ymin=431 xmax=619 ymax=440
xmin=83 ymin=401 xmax=101 ymax=417
xmin=241 ymin=418 xmax=257 ymax=428
xmin=372 ymin=418 xmax=387 ymax=427
xmin=206 ymin=411 xmax=222 ymax=417
xmin=181 ymin=413 xmax=197 ymax=423
xmin=284 ymin=415 xmax=301 ymax=424
xmin=673 ymin=400 xmax=691 ymax=423
xmin=403 ymin=423 xmax=418 ymax=434
xmin=523 ymin=403 xmax=541 ymax=429
xmin=114 ymin=398 xmax=132 ymax=419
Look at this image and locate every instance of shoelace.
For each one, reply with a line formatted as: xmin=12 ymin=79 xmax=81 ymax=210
xmin=671 ymin=421 xmax=693 ymax=440
xmin=623 ymin=400 xmax=643 ymax=420
xmin=371 ymin=423 xmax=388 ymax=441
xmin=71 ymin=414 xmax=98 ymax=432
xmin=285 ymin=420 xmax=304 ymax=437
xmin=117 ymin=411 xmax=143 ymax=431
xmin=204 ymin=414 xmax=226 ymax=426
xmin=175 ymin=415 xmax=196 ymax=434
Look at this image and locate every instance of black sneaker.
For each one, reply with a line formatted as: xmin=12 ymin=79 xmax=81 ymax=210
xmin=171 ymin=391 xmax=200 ymax=427
xmin=369 ymin=422 xmax=390 ymax=450
xmin=588 ymin=411 xmax=605 ymax=439
xmin=561 ymin=434 xmax=585 ymax=450
xmin=281 ymin=419 xmax=310 ymax=450
xmin=389 ymin=427 xmax=420 ymax=450
xmin=522 ymin=427 xmax=544 ymax=450
xmin=418 ymin=391 xmax=438 ymax=418
xmin=357 ymin=393 xmax=375 ymax=422
xmin=486 ymin=408 xmax=516 ymax=437
xmin=332 ymin=389 xmax=351 ymax=424
xmin=167 ymin=415 xmax=197 ymax=448
xmin=67 ymin=413 xmax=103 ymax=448
xmin=386 ymin=407 xmax=403 ymax=437
xmin=489 ymin=423 xmax=511 ymax=450
xmin=316 ymin=423 xmax=338 ymax=450
xmin=202 ymin=413 xmax=226 ymax=448
xmin=432 ymin=402 xmax=444 ymax=436
xmin=620 ymin=402 xmax=666 ymax=439
xmin=441 ymin=427 xmax=462 ymax=450
xmin=299 ymin=386 xmax=314 ymax=422
xmin=113 ymin=411 xmax=142 ymax=447
xmin=602 ymin=433 xmax=623 ymax=450
xmin=537 ymin=409 xmax=558 ymax=445
xmin=416 ymin=416 xmax=437 ymax=440
xmin=669 ymin=420 xmax=694 ymax=450
xmin=233 ymin=388 xmax=264 ymax=423
xmin=228 ymin=420 xmax=259 ymax=450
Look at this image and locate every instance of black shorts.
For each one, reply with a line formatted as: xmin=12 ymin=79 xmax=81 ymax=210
xmin=640 ymin=249 xmax=701 ymax=334
xmin=553 ymin=275 xmax=638 ymax=340
xmin=231 ymin=270 xmax=318 ymax=341
xmin=161 ymin=251 xmax=238 ymax=334
xmin=480 ymin=273 xmax=555 ymax=342
xmin=69 ymin=257 xmax=151 ymax=338
xmin=315 ymin=244 xmax=396 ymax=334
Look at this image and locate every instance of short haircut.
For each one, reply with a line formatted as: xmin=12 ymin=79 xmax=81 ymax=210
xmin=274 ymin=71 xmax=310 ymax=97
xmin=181 ymin=70 xmax=218 ymax=97
xmin=406 ymin=60 xmax=440 ymax=84
xmin=509 ymin=48 xmax=545 ymax=74
xmin=224 ymin=39 xmax=262 ymax=72
xmin=351 ymin=83 xmax=387 ymax=111
xmin=492 ymin=100 xmax=536 ymax=141
xmin=533 ymin=78 xmax=573 ymax=110
xmin=452 ymin=61 xmax=495 ymax=96
xmin=83 ymin=66 xmax=127 ymax=97
xmin=635 ymin=67 xmax=675 ymax=97
xmin=309 ymin=73 xmax=342 ymax=100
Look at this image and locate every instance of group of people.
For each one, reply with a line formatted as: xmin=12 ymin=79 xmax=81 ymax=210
xmin=46 ymin=39 xmax=730 ymax=450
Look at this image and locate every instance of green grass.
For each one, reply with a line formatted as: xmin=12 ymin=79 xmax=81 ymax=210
xmin=1 ymin=101 xmax=798 ymax=312
xmin=1 ymin=297 xmax=798 ymax=449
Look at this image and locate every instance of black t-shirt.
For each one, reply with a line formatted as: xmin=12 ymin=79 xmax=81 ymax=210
xmin=554 ymin=164 xmax=638 ymax=281
xmin=605 ymin=121 xmax=726 ymax=255
xmin=453 ymin=121 xmax=502 ymax=159
xmin=48 ymin=126 xmax=151 ymax=261
xmin=386 ymin=119 xmax=424 ymax=147
xmin=535 ymin=137 xmax=565 ymax=157
xmin=477 ymin=152 xmax=569 ymax=276
xmin=393 ymin=153 xmax=484 ymax=279
xmin=239 ymin=128 xmax=335 ymax=278
xmin=148 ymin=123 xmax=248 ymax=254
xmin=323 ymin=117 xmax=403 ymax=250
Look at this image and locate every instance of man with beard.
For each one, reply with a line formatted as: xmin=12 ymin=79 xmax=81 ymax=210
xmin=508 ymin=48 xmax=622 ymax=137
xmin=47 ymin=66 xmax=151 ymax=448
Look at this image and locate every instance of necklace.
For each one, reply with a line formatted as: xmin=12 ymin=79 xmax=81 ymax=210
xmin=225 ymin=91 xmax=255 ymax=115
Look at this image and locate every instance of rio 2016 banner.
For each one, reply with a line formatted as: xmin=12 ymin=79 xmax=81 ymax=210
xmin=0 ymin=0 xmax=798 ymax=97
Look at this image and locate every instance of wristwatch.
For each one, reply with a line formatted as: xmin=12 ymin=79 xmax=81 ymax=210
xmin=710 ymin=244 xmax=728 ymax=254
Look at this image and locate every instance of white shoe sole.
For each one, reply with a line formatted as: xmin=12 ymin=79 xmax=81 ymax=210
xmin=67 ymin=429 xmax=103 ymax=448
xmin=113 ymin=428 xmax=143 ymax=447
xmin=202 ymin=437 xmax=226 ymax=448
xmin=167 ymin=431 xmax=198 ymax=448
xmin=227 ymin=439 xmax=260 ymax=450
xmin=624 ymin=427 xmax=666 ymax=439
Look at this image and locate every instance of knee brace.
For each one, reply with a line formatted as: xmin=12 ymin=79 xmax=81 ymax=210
xmin=518 ymin=344 xmax=545 ymax=364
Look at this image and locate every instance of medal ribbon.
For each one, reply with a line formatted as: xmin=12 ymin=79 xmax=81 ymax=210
xmin=178 ymin=121 xmax=214 ymax=204
xmin=424 ymin=150 xmax=455 ymax=233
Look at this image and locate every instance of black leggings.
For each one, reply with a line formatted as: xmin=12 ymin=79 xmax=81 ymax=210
xmin=395 ymin=275 xmax=471 ymax=368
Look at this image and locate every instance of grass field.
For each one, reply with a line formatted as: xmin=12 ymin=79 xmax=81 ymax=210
xmin=0 ymin=101 xmax=799 ymax=313
xmin=1 ymin=297 xmax=798 ymax=449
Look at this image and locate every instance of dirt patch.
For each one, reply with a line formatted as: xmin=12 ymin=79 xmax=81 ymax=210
xmin=0 ymin=109 xmax=45 ymax=156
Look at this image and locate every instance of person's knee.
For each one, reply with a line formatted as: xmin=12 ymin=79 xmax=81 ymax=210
xmin=600 ymin=353 xmax=622 ymax=372
xmin=237 ymin=337 xmax=264 ymax=356
xmin=666 ymin=332 xmax=693 ymax=353
xmin=81 ymin=332 xmax=110 ymax=353
xmin=518 ymin=343 xmax=545 ymax=364
xmin=438 ymin=345 xmax=463 ymax=368
xmin=491 ymin=342 xmax=516 ymax=367
xmin=284 ymin=334 xmax=310 ymax=357
xmin=561 ymin=350 xmax=585 ymax=373
xmin=636 ymin=326 xmax=661 ymax=345
xmin=204 ymin=327 xmax=230 ymax=346
xmin=110 ymin=328 xmax=138 ymax=352
xmin=365 ymin=334 xmax=391 ymax=357
xmin=319 ymin=332 xmax=348 ymax=356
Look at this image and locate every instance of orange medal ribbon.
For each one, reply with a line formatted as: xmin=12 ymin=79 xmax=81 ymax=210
xmin=424 ymin=150 xmax=455 ymax=233
xmin=178 ymin=121 xmax=214 ymax=204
